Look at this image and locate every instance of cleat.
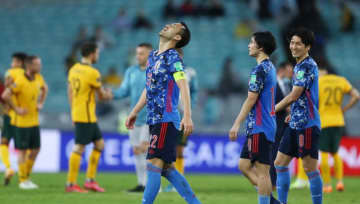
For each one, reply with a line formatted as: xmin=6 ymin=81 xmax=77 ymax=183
xmin=290 ymin=179 xmax=309 ymax=189
xmin=127 ymin=185 xmax=145 ymax=193
xmin=336 ymin=182 xmax=344 ymax=192
xmin=19 ymin=180 xmax=38 ymax=190
xmin=323 ymin=185 xmax=333 ymax=193
xmin=66 ymin=184 xmax=88 ymax=193
xmin=27 ymin=180 xmax=39 ymax=189
xmin=4 ymin=168 xmax=15 ymax=186
xmin=163 ymin=184 xmax=176 ymax=192
xmin=84 ymin=181 xmax=105 ymax=192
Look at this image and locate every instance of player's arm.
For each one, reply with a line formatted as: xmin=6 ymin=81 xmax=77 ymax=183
xmin=126 ymin=88 xmax=147 ymax=129
xmin=96 ymin=87 xmax=113 ymax=101
xmin=229 ymin=91 xmax=259 ymax=141
xmin=176 ymin=76 xmax=193 ymax=137
xmin=91 ymin=70 xmax=113 ymax=101
xmin=275 ymin=86 xmax=304 ymax=112
xmin=113 ymin=69 xmax=130 ymax=100
xmin=1 ymin=87 xmax=27 ymax=115
xmin=37 ymin=81 xmax=49 ymax=111
xmin=343 ymin=87 xmax=360 ymax=113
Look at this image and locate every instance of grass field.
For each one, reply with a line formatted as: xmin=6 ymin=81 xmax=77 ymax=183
xmin=0 ymin=172 xmax=358 ymax=204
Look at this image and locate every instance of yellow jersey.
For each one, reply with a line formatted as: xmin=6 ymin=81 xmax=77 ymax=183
xmin=4 ymin=67 xmax=25 ymax=123
xmin=68 ymin=63 xmax=101 ymax=123
xmin=319 ymin=74 xmax=352 ymax=128
xmin=11 ymin=73 xmax=45 ymax=128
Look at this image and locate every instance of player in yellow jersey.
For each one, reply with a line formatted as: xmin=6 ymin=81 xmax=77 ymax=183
xmin=318 ymin=66 xmax=359 ymax=193
xmin=2 ymin=55 xmax=48 ymax=189
xmin=66 ymin=42 xmax=113 ymax=193
xmin=0 ymin=52 xmax=27 ymax=186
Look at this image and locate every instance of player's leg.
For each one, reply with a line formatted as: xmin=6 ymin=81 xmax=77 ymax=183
xmin=300 ymin=127 xmax=322 ymax=204
xmin=1 ymin=115 xmax=15 ymax=185
xmin=239 ymin=158 xmax=258 ymax=186
xmin=25 ymin=126 xmax=41 ymax=186
xmin=291 ymin=158 xmax=309 ymax=189
xmin=143 ymin=158 xmax=164 ymax=204
xmin=318 ymin=127 xmax=332 ymax=192
xmin=84 ymin=123 xmax=105 ymax=192
xmin=274 ymin=127 xmax=297 ymax=204
xmin=128 ymin=126 xmax=147 ymax=192
xmin=66 ymin=123 xmax=89 ymax=193
xmin=331 ymin=127 xmax=344 ymax=191
xmin=254 ymin=161 xmax=272 ymax=204
xmin=162 ymin=162 xmax=201 ymax=204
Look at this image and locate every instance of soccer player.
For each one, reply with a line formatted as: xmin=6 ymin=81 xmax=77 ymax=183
xmin=318 ymin=66 xmax=359 ymax=193
xmin=126 ymin=22 xmax=201 ymax=204
xmin=113 ymin=42 xmax=153 ymax=193
xmin=66 ymin=42 xmax=113 ymax=193
xmin=2 ymin=55 xmax=48 ymax=189
xmin=229 ymin=31 xmax=278 ymax=204
xmin=1 ymin=52 xmax=27 ymax=186
xmin=274 ymin=28 xmax=322 ymax=204
xmin=163 ymin=48 xmax=199 ymax=193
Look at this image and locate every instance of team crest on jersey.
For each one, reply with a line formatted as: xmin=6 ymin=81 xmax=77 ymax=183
xmin=299 ymin=134 xmax=304 ymax=147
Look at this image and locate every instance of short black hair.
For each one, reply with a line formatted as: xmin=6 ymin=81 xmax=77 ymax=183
xmin=12 ymin=52 xmax=27 ymax=66
xmin=25 ymin=55 xmax=39 ymax=65
xmin=81 ymin=42 xmax=98 ymax=57
xmin=290 ymin=27 xmax=315 ymax=47
xmin=175 ymin=22 xmax=191 ymax=48
xmin=137 ymin=42 xmax=153 ymax=49
xmin=252 ymin=31 xmax=277 ymax=56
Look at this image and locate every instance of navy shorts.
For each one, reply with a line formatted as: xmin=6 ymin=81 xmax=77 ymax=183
xmin=147 ymin=122 xmax=179 ymax=164
xmin=279 ymin=126 xmax=320 ymax=159
xmin=240 ymin=133 xmax=273 ymax=165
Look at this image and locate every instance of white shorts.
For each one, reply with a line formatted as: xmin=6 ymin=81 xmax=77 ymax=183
xmin=129 ymin=125 xmax=150 ymax=147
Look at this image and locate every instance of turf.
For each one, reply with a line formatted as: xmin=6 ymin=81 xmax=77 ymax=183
xmin=0 ymin=172 xmax=358 ymax=204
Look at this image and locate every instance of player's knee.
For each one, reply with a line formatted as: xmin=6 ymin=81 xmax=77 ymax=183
xmin=73 ymin=144 xmax=85 ymax=154
xmin=238 ymin=161 xmax=250 ymax=173
xmin=0 ymin=138 xmax=9 ymax=145
xmin=133 ymin=147 xmax=141 ymax=155
xmin=94 ymin=140 xmax=105 ymax=151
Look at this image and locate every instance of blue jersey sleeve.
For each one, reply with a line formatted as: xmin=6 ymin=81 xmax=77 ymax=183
xmin=248 ymin=66 xmax=265 ymax=93
xmin=168 ymin=51 xmax=184 ymax=73
xmin=293 ymin=63 xmax=313 ymax=89
xmin=113 ymin=68 xmax=131 ymax=99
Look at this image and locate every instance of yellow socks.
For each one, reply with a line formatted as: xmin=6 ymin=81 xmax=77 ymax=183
xmin=297 ymin=158 xmax=308 ymax=180
xmin=320 ymin=152 xmax=331 ymax=184
xmin=86 ymin=150 xmax=101 ymax=180
xmin=0 ymin=144 xmax=11 ymax=169
xmin=67 ymin=152 xmax=82 ymax=184
xmin=333 ymin=153 xmax=343 ymax=181
xmin=25 ymin=159 xmax=35 ymax=179
xmin=175 ymin=157 xmax=185 ymax=174
xmin=18 ymin=162 xmax=27 ymax=183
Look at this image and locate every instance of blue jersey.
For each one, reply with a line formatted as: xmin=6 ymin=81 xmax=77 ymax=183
xmin=290 ymin=56 xmax=321 ymax=130
xmin=145 ymin=49 xmax=184 ymax=129
xmin=113 ymin=65 xmax=147 ymax=126
xmin=245 ymin=59 xmax=277 ymax=142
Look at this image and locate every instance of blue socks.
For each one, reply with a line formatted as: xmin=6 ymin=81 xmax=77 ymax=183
xmin=254 ymin=186 xmax=280 ymax=204
xmin=142 ymin=163 xmax=162 ymax=204
xmin=275 ymin=165 xmax=290 ymax=204
xmin=259 ymin=195 xmax=270 ymax=204
xmin=164 ymin=168 xmax=201 ymax=204
xmin=306 ymin=171 xmax=323 ymax=204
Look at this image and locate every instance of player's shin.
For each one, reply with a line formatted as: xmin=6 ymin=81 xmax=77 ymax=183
xmin=306 ymin=171 xmax=323 ymax=204
xmin=275 ymin=165 xmax=290 ymax=204
xmin=67 ymin=152 xmax=82 ymax=184
xmin=142 ymin=163 xmax=162 ymax=204
xmin=86 ymin=149 xmax=101 ymax=180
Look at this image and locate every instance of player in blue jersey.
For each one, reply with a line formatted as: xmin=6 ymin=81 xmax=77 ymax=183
xmin=229 ymin=31 xmax=279 ymax=204
xmin=126 ymin=22 xmax=201 ymax=204
xmin=274 ymin=28 xmax=322 ymax=204
xmin=113 ymin=43 xmax=152 ymax=193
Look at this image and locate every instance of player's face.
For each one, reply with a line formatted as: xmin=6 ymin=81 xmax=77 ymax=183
xmin=248 ymin=37 xmax=260 ymax=57
xmin=289 ymin=35 xmax=310 ymax=59
xmin=159 ymin=23 xmax=183 ymax=41
xmin=32 ymin=58 xmax=42 ymax=73
xmin=92 ymin=48 xmax=100 ymax=64
xmin=136 ymin=47 xmax=151 ymax=67
xmin=11 ymin=58 xmax=22 ymax=68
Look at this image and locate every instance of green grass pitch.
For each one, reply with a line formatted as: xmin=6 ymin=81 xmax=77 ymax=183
xmin=0 ymin=172 xmax=358 ymax=204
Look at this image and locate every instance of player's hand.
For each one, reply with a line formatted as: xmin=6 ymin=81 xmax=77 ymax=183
xmin=15 ymin=107 xmax=28 ymax=115
xmin=126 ymin=113 xmax=137 ymax=130
xmin=285 ymin=115 xmax=291 ymax=123
xmin=180 ymin=116 xmax=193 ymax=137
xmin=4 ymin=77 xmax=14 ymax=87
xmin=229 ymin=125 xmax=240 ymax=141
xmin=105 ymin=88 xmax=113 ymax=100
xmin=37 ymin=103 xmax=44 ymax=111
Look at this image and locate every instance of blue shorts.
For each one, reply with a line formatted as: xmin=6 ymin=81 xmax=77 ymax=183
xmin=278 ymin=126 xmax=320 ymax=159
xmin=146 ymin=122 xmax=179 ymax=164
xmin=240 ymin=133 xmax=273 ymax=165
